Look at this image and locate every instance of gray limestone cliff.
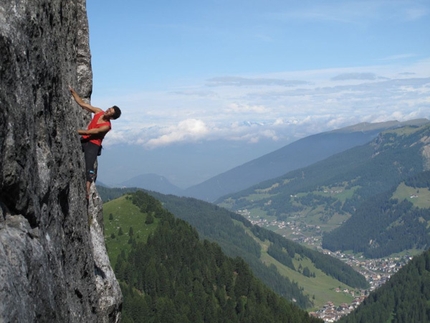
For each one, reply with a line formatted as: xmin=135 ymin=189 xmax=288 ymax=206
xmin=0 ymin=0 xmax=122 ymax=322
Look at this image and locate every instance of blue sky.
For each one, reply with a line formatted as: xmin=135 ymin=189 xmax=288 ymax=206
xmin=86 ymin=0 xmax=430 ymax=187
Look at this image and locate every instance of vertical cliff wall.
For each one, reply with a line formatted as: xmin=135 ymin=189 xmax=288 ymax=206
xmin=0 ymin=0 xmax=122 ymax=322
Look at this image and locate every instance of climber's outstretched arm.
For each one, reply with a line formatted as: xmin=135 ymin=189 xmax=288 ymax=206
xmin=78 ymin=125 xmax=110 ymax=136
xmin=69 ymin=86 xmax=103 ymax=114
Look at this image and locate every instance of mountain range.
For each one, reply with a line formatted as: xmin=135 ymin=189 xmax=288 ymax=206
xmin=115 ymin=119 xmax=429 ymax=202
xmin=217 ymin=121 xmax=430 ymax=258
xmin=117 ymin=173 xmax=183 ymax=195
xmin=99 ymin=120 xmax=430 ymax=320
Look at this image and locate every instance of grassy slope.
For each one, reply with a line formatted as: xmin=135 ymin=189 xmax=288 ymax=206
xmin=392 ymin=182 xmax=430 ymax=209
xmin=103 ymin=195 xmax=159 ymax=268
xmin=219 ymin=182 xmax=358 ymax=234
xmin=238 ymin=223 xmax=356 ymax=310
xmin=262 ymin=250 xmax=355 ymax=309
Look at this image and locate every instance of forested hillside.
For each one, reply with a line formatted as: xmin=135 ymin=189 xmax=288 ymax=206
xmin=322 ymin=185 xmax=430 ymax=258
xmin=338 ymin=249 xmax=430 ymax=323
xmin=217 ymin=124 xmax=430 ymax=258
xmin=97 ymin=185 xmax=137 ymax=201
xmin=104 ymin=191 xmax=322 ymax=323
xmin=146 ymin=192 xmax=368 ymax=300
xmin=101 ymin=187 xmax=368 ymax=310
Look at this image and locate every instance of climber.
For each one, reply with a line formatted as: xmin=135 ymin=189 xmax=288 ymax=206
xmin=69 ymin=86 xmax=121 ymax=198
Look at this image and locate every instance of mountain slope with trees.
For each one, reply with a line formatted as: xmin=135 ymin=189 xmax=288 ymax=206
xmin=104 ymin=191 xmax=322 ymax=323
xmin=338 ymin=248 xmax=430 ymax=323
xmin=144 ymin=191 xmax=368 ymax=307
xmin=216 ymin=124 xmax=430 ymax=258
xmin=101 ymin=187 xmax=368 ymax=310
xmin=322 ymin=185 xmax=430 ymax=258
xmin=184 ymin=120 xmax=429 ymax=202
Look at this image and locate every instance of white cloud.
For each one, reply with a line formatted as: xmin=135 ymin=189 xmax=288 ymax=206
xmin=379 ymin=54 xmax=418 ymax=61
xmin=145 ymin=119 xmax=209 ymax=148
xmin=331 ymin=73 xmax=380 ymax=81
xmin=274 ymin=118 xmax=284 ymax=126
xmin=206 ymin=76 xmax=309 ymax=87
xmin=100 ymin=59 xmax=430 ymax=149
xmin=170 ymin=90 xmax=219 ymax=98
xmin=225 ymin=103 xmax=270 ymax=114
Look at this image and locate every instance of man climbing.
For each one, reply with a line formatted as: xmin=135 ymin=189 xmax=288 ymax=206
xmin=69 ymin=86 xmax=121 ymax=198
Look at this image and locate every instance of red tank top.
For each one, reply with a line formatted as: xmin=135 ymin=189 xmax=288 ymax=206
xmin=82 ymin=111 xmax=111 ymax=146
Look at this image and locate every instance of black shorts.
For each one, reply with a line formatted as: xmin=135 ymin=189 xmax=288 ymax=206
xmin=81 ymin=141 xmax=100 ymax=182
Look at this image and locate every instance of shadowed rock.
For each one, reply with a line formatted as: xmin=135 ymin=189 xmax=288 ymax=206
xmin=0 ymin=0 xmax=122 ymax=321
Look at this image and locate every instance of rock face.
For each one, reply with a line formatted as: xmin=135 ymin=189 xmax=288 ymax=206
xmin=0 ymin=0 xmax=122 ymax=322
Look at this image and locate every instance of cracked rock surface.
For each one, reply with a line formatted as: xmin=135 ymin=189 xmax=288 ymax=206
xmin=0 ymin=0 xmax=122 ymax=322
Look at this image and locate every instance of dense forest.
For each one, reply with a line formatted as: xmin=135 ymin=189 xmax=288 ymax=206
xmin=322 ymin=186 xmax=430 ymax=258
xmin=148 ymin=192 xmax=368 ymax=291
xmin=404 ymin=170 xmax=430 ymax=188
xmin=97 ymin=185 xmax=137 ymax=201
xmin=113 ymin=191 xmax=322 ymax=323
xmin=338 ymin=249 xmax=430 ymax=323
xmin=99 ymin=186 xmax=368 ymax=306
xmin=146 ymin=191 xmax=314 ymax=308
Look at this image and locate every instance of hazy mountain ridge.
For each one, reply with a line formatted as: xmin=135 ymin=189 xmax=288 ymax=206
xmin=110 ymin=120 xmax=429 ymax=199
xmin=116 ymin=173 xmax=183 ymax=195
xmin=183 ymin=119 xmax=429 ymax=202
xmin=217 ymin=123 xmax=430 ymax=258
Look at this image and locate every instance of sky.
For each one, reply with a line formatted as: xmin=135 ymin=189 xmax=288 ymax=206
xmin=85 ymin=0 xmax=430 ymax=188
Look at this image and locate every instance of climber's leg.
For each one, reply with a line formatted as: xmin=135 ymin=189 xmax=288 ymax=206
xmin=82 ymin=142 xmax=99 ymax=198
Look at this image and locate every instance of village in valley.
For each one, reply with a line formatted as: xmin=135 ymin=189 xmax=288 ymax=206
xmin=237 ymin=209 xmax=413 ymax=322
xmin=307 ymin=250 xmax=411 ymax=322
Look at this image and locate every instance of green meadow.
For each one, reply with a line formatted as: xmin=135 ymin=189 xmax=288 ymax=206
xmin=103 ymin=195 xmax=159 ymax=268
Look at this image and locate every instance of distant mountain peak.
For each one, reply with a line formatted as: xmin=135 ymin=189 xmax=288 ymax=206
xmin=117 ymin=173 xmax=183 ymax=195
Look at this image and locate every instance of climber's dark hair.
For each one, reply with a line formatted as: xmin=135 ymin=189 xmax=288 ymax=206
xmin=112 ymin=106 xmax=121 ymax=120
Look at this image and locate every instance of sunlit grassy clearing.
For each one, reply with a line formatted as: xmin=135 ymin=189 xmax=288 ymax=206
xmin=103 ymin=195 xmax=158 ymax=268
xmin=246 ymin=229 xmax=355 ymax=310
xmin=245 ymin=193 xmax=272 ymax=202
xmin=260 ymin=245 xmax=355 ymax=310
xmin=392 ymin=182 xmax=430 ymax=209
xmin=314 ymin=185 xmax=359 ymax=203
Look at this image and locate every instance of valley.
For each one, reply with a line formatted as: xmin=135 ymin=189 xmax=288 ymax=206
xmin=231 ymin=180 xmax=424 ymax=284
xmin=218 ymin=124 xmax=430 ymax=257
xmin=97 ymin=122 xmax=430 ymax=322
xmin=238 ymin=208 xmax=414 ymax=321
xmin=222 ymin=172 xmax=429 ymax=321
xmin=102 ymin=192 xmax=325 ymax=322
xmin=246 ymin=207 xmax=412 ymax=285
xmin=102 ymin=191 xmax=424 ymax=323
xmin=220 ymin=183 xmax=358 ymax=252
